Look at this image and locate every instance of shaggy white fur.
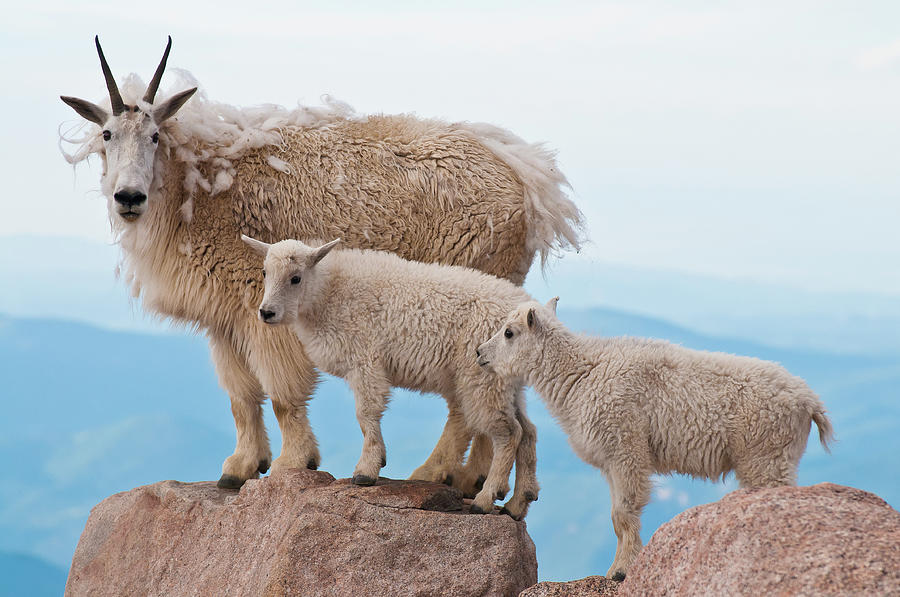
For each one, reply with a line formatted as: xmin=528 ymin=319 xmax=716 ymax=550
xmin=477 ymin=299 xmax=834 ymax=579
xmin=244 ymin=236 xmax=541 ymax=519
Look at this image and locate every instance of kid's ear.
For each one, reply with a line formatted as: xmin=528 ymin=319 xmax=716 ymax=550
xmin=241 ymin=234 xmax=271 ymax=258
xmin=527 ymin=307 xmax=537 ymax=329
xmin=310 ymin=238 xmax=341 ymax=266
xmin=546 ymin=296 xmax=559 ymax=315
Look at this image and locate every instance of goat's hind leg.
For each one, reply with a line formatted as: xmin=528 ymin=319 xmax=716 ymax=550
xmin=409 ymin=397 xmax=471 ymax=486
xmin=499 ymin=389 xmax=540 ymax=520
xmin=464 ymin=379 xmax=522 ymax=514
xmin=210 ymin=332 xmax=271 ymax=489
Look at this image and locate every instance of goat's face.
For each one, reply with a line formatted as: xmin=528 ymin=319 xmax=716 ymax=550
xmin=61 ymin=36 xmax=196 ymax=223
xmin=477 ymin=298 xmax=559 ymax=379
xmin=241 ymin=236 xmax=342 ymax=326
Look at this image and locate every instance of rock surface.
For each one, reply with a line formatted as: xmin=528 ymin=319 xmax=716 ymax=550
xmin=616 ymin=482 xmax=900 ymax=596
xmin=519 ymin=575 xmax=620 ymax=596
xmin=65 ymin=469 xmax=537 ymax=597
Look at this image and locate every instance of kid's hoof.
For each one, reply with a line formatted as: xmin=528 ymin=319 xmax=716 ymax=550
xmin=495 ymin=489 xmax=507 ymax=501
xmin=352 ymin=474 xmax=377 ymax=486
xmin=381 ymin=456 xmax=387 ymax=468
xmin=498 ymin=506 xmax=523 ymax=521
xmin=306 ymin=459 xmax=318 ymax=470
xmin=469 ymin=503 xmax=489 ymax=515
xmin=524 ymin=491 xmax=538 ymax=502
xmin=474 ymin=475 xmax=486 ymax=491
xmin=257 ymin=460 xmax=270 ymax=474
xmin=611 ymin=571 xmax=626 ymax=582
xmin=442 ymin=474 xmax=454 ymax=486
xmin=217 ymin=474 xmax=243 ymax=490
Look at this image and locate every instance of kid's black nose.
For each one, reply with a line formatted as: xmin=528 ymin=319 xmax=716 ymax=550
xmin=259 ymin=308 xmax=276 ymax=321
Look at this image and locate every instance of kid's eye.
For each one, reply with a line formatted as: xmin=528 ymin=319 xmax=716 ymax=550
xmin=151 ymin=132 xmax=159 ymax=144
xmin=262 ymin=270 xmax=266 ymax=278
xmin=291 ymin=275 xmax=301 ymax=285
xmin=504 ymin=328 xmax=513 ymax=339
xmin=102 ymin=130 xmax=111 ymax=141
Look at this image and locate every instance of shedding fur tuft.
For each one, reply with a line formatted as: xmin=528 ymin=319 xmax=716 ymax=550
xmin=457 ymin=122 xmax=585 ymax=267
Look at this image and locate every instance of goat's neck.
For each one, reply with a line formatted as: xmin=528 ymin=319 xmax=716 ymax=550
xmin=526 ymin=327 xmax=595 ymax=415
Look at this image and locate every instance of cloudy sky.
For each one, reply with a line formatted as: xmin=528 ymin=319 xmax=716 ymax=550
xmin=3 ymin=1 xmax=899 ymax=294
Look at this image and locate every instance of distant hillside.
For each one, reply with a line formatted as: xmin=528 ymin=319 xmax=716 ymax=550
xmin=0 ymin=310 xmax=897 ymax=582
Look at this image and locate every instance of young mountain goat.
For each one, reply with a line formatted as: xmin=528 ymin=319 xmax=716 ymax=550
xmin=477 ymin=299 xmax=834 ymax=580
xmin=242 ymin=235 xmax=541 ymax=519
xmin=59 ymin=37 xmax=584 ymax=489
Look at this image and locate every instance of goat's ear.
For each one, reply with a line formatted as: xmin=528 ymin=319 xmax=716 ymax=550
xmin=241 ymin=234 xmax=271 ymax=258
xmin=526 ymin=307 xmax=537 ymax=330
xmin=546 ymin=296 xmax=559 ymax=315
xmin=310 ymin=238 xmax=341 ymax=266
xmin=152 ymin=87 xmax=197 ymax=124
xmin=60 ymin=96 xmax=109 ymax=126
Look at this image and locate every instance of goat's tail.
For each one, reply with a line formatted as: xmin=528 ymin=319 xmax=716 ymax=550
xmin=811 ymin=405 xmax=835 ymax=454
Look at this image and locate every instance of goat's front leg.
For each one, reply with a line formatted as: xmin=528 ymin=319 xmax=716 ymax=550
xmin=606 ymin=468 xmax=651 ymax=581
xmin=210 ymin=332 xmax=271 ymax=489
xmin=347 ymin=369 xmax=391 ymax=486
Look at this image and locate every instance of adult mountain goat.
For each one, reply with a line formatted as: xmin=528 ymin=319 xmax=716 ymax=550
xmin=60 ymin=37 xmax=584 ymax=489
xmin=477 ymin=299 xmax=833 ymax=580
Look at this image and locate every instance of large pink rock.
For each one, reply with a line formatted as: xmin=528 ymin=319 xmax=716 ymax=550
xmin=65 ymin=469 xmax=537 ymax=596
xmin=617 ymin=483 xmax=900 ymax=596
xmin=519 ymin=575 xmax=620 ymax=596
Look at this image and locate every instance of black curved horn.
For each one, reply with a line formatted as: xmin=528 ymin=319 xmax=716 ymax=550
xmin=143 ymin=35 xmax=172 ymax=104
xmin=95 ymin=35 xmax=126 ymax=115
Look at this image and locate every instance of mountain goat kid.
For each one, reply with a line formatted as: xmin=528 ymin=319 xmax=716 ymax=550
xmin=477 ymin=299 xmax=834 ymax=580
xmin=242 ymin=235 xmax=541 ymax=519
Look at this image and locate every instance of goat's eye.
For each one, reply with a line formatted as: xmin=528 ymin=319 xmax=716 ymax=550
xmin=504 ymin=328 xmax=513 ymax=339
xmin=262 ymin=270 xmax=266 ymax=278
xmin=151 ymin=132 xmax=159 ymax=144
xmin=102 ymin=130 xmax=111 ymax=141
xmin=291 ymin=275 xmax=301 ymax=285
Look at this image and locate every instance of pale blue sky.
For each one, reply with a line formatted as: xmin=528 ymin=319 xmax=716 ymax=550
xmin=2 ymin=1 xmax=899 ymax=294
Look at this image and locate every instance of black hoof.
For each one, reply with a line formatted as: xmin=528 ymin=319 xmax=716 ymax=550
xmin=498 ymin=506 xmax=523 ymax=521
xmin=217 ymin=474 xmax=243 ymax=490
xmin=381 ymin=456 xmax=387 ymax=468
xmin=474 ymin=475 xmax=486 ymax=491
xmin=611 ymin=571 xmax=626 ymax=582
xmin=469 ymin=503 xmax=488 ymax=515
xmin=442 ymin=474 xmax=454 ymax=487
xmin=257 ymin=459 xmax=270 ymax=474
xmin=524 ymin=491 xmax=538 ymax=502
xmin=352 ymin=474 xmax=377 ymax=486
xmin=306 ymin=459 xmax=318 ymax=470
xmin=495 ymin=489 xmax=507 ymax=501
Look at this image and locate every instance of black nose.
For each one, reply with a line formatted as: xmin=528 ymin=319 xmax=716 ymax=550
xmin=259 ymin=308 xmax=276 ymax=321
xmin=475 ymin=348 xmax=481 ymax=357
xmin=114 ymin=189 xmax=147 ymax=208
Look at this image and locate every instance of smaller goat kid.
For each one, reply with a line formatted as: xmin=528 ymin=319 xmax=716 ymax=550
xmin=242 ymin=235 xmax=541 ymax=518
xmin=477 ymin=299 xmax=834 ymax=580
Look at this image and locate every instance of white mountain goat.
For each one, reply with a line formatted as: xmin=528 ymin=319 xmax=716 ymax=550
xmin=477 ymin=299 xmax=834 ymax=580
xmin=59 ymin=37 xmax=584 ymax=489
xmin=242 ymin=235 xmax=541 ymax=519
